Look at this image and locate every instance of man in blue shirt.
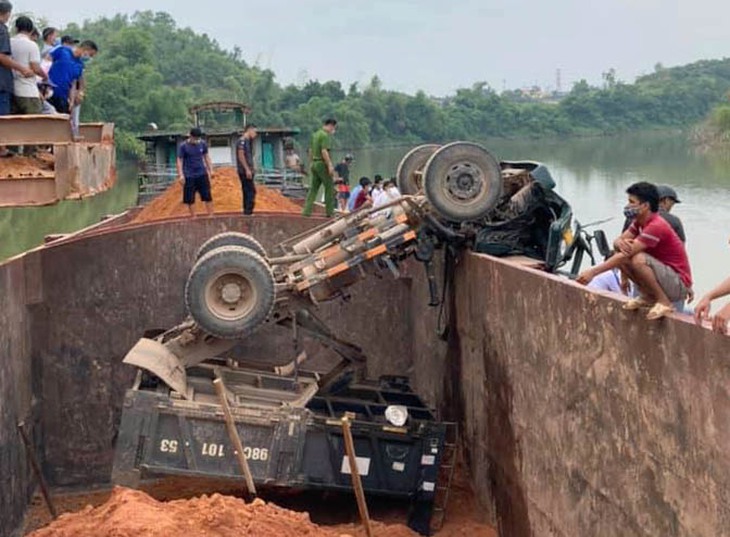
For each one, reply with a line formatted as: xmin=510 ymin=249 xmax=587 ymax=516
xmin=236 ymin=124 xmax=258 ymax=215
xmin=48 ymin=39 xmax=97 ymax=114
xmin=177 ymin=127 xmax=214 ymax=217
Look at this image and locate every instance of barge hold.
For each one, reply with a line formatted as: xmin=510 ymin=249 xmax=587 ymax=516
xmin=8 ymin=141 xmax=726 ymax=537
xmin=0 ymin=115 xmax=116 ymax=208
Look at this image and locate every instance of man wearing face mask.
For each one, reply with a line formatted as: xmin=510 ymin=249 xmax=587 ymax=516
xmin=577 ymin=182 xmax=692 ymax=321
xmin=48 ymin=39 xmax=97 ymax=115
xmin=303 ymin=118 xmax=337 ymax=217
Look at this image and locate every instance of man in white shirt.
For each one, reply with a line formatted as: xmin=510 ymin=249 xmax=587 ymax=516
xmin=10 ymin=16 xmax=46 ymax=115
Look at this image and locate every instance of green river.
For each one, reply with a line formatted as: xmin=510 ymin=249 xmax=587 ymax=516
xmin=2 ymin=131 xmax=729 ymax=300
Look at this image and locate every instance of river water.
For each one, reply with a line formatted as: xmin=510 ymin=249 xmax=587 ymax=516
xmin=2 ymin=132 xmax=729 ymax=300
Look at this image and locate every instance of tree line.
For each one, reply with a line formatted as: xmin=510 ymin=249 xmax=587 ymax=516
xmin=63 ymin=11 xmax=730 ymax=154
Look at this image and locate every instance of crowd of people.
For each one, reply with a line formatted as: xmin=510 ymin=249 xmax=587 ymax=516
xmin=0 ymin=0 xmax=98 ymax=155
xmin=176 ymin=116 xmax=402 ymax=221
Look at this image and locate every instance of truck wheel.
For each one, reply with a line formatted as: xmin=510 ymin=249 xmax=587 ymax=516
xmin=185 ymin=246 xmax=275 ymax=339
xmin=422 ymin=142 xmax=502 ymax=222
xmin=196 ymin=232 xmax=267 ymax=260
xmin=395 ymin=144 xmax=440 ymax=195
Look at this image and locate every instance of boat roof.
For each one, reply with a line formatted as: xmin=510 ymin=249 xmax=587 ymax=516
xmin=138 ymin=127 xmax=300 ymax=142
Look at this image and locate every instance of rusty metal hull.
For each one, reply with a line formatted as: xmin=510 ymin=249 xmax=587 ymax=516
xmin=3 ymin=213 xmax=730 ymax=537
xmin=0 ymin=116 xmax=116 ymax=207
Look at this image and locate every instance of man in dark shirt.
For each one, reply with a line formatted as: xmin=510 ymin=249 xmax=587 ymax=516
xmin=656 ymin=185 xmax=685 ymax=243
xmin=176 ymin=127 xmax=214 ymax=217
xmin=334 ymin=154 xmax=353 ymax=184
xmin=236 ymin=124 xmax=258 ymax=215
xmin=0 ymin=1 xmax=33 ymax=117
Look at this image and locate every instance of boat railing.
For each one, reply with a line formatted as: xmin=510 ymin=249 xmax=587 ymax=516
xmin=137 ymin=165 xmax=308 ymax=205
xmin=137 ymin=163 xmax=178 ymax=205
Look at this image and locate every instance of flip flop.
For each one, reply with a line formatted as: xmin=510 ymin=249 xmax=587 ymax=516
xmin=646 ymin=303 xmax=674 ymax=321
xmin=622 ymin=297 xmax=653 ymax=311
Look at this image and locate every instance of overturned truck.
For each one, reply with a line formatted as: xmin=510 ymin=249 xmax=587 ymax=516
xmin=112 ymin=141 xmax=586 ymax=534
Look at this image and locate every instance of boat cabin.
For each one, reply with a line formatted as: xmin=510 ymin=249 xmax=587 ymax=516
xmin=137 ymin=102 xmax=303 ymax=203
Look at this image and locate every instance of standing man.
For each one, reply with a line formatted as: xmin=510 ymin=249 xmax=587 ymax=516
xmin=0 ymin=1 xmax=34 ymax=116
xmin=0 ymin=1 xmax=35 ymax=157
xmin=284 ymin=145 xmax=302 ymax=174
xmin=303 ymin=118 xmax=337 ymax=217
xmin=577 ymin=182 xmax=692 ymax=321
xmin=334 ymin=154 xmax=353 ymax=212
xmin=11 ymin=17 xmax=46 ymax=116
xmin=177 ymin=127 xmax=214 ymax=217
xmin=236 ymin=124 xmax=258 ymax=215
xmin=334 ymin=154 xmax=353 ymax=184
xmin=48 ymin=39 xmax=97 ymax=115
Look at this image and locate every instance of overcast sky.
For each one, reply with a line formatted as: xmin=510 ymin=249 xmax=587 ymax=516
xmin=18 ymin=0 xmax=730 ymax=96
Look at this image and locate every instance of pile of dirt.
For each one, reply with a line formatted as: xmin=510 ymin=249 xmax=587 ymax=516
xmin=133 ymin=167 xmax=302 ymax=223
xmin=0 ymin=153 xmax=54 ymax=179
xmin=27 ymin=487 xmax=417 ymax=537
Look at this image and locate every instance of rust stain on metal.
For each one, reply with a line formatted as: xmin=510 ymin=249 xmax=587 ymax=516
xmin=0 ymin=120 xmax=116 ymax=208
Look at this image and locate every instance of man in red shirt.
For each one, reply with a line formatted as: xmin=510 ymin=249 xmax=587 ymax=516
xmin=577 ymin=182 xmax=692 ymax=320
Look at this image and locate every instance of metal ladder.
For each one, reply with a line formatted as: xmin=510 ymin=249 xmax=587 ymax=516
xmin=431 ymin=421 xmax=459 ymax=532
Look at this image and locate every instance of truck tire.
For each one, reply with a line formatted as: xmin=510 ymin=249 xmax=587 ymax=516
xmin=395 ymin=144 xmax=440 ymax=195
xmin=422 ymin=141 xmax=503 ymax=222
xmin=195 ymin=232 xmax=267 ymax=261
xmin=185 ymin=246 xmax=275 ymax=339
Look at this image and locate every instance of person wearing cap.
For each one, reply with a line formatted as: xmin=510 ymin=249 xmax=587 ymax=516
xmin=334 ymin=153 xmax=353 ymax=212
xmin=303 ymin=118 xmax=338 ymax=217
xmin=10 ymin=16 xmax=47 ymax=118
xmin=48 ymin=38 xmax=97 ymax=114
xmin=0 ymin=0 xmax=35 ymax=120
xmin=334 ymin=154 xmax=353 ymax=184
xmin=656 ymin=185 xmax=685 ymax=243
xmin=177 ymin=127 xmax=214 ymax=217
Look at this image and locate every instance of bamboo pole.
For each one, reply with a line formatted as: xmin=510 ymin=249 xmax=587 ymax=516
xmin=18 ymin=421 xmax=57 ymax=519
xmin=213 ymin=377 xmax=257 ymax=497
xmin=341 ymin=414 xmax=374 ymax=537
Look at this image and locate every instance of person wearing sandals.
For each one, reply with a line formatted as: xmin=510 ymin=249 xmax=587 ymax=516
xmin=577 ymin=182 xmax=692 ymax=321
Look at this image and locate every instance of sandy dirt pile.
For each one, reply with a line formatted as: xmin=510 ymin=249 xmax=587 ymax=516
xmin=133 ymin=167 xmax=302 ymax=223
xmin=0 ymin=153 xmax=54 ymax=179
xmin=27 ymin=487 xmax=418 ymax=537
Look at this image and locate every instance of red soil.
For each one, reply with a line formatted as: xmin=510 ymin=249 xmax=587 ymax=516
xmin=133 ymin=167 xmax=302 ymax=223
xmin=27 ymin=487 xmax=418 ymax=537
